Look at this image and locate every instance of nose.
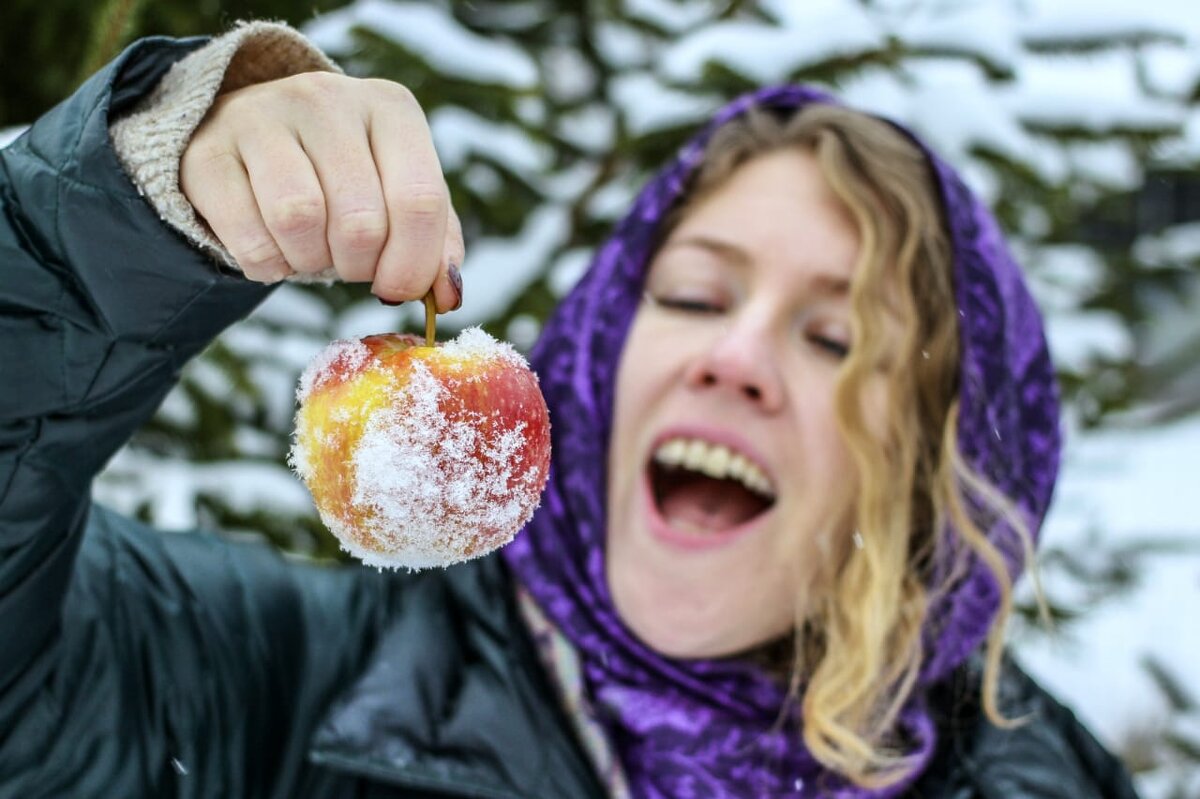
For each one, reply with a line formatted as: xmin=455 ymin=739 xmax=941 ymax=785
xmin=685 ymin=320 xmax=786 ymax=412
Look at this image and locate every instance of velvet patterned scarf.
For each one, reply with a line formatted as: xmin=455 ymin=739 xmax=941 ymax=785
xmin=501 ymin=86 xmax=1061 ymax=798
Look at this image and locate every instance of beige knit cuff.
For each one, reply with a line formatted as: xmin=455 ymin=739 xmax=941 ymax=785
xmin=110 ymin=20 xmax=341 ymax=280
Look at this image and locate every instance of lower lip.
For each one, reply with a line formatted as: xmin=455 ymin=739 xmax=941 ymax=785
xmin=640 ymin=471 xmax=769 ymax=551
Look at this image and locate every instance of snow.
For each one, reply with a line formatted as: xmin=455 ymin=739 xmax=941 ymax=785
xmin=889 ymin=3 xmax=1020 ymax=75
xmin=595 ymin=21 xmax=651 ymax=70
xmin=661 ymin=14 xmax=883 ymax=85
xmin=95 ymin=448 xmax=314 ymax=530
xmin=248 ymin=284 xmax=334 ymax=332
xmin=1025 ymin=244 xmax=1107 ymax=311
xmin=1018 ymin=416 xmax=1200 ymax=754
xmin=556 ymin=104 xmax=617 ymax=153
xmin=155 ymin=386 xmax=196 ymax=427
xmin=305 ymin=0 xmax=538 ymax=89
xmin=1019 ymin=0 xmax=1183 ymax=49
xmin=624 ymin=0 xmax=720 ymax=33
xmin=431 ymin=107 xmax=553 ymax=174
xmin=1141 ymin=43 xmax=1200 ymax=99
xmin=334 ymin=299 xmax=408 ymax=341
xmin=449 ymin=206 xmax=569 ymax=329
xmin=1133 ymin=221 xmax=1200 ymax=269
xmin=505 ymin=313 xmax=542 ymax=352
xmin=586 ymin=173 xmax=640 ymax=222
xmin=548 ymin=247 xmax=592 ymax=298
xmin=221 ymin=325 xmax=329 ymax=372
xmin=1007 ymin=51 xmax=1184 ymax=134
xmin=0 ymin=125 xmax=27 ymax=149
xmin=610 ymin=72 xmax=721 ymax=137
xmin=1043 ymin=310 xmax=1133 ymax=372
xmin=541 ymin=45 xmax=597 ymax=103
xmin=1062 ymin=140 xmax=1142 ymax=189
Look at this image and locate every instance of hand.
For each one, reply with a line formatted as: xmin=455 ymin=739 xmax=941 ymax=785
xmin=180 ymin=72 xmax=464 ymax=311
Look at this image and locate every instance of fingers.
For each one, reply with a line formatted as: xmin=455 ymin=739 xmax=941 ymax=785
xmin=239 ymin=133 xmax=333 ymax=275
xmin=182 ymin=74 xmax=468 ymax=309
xmin=368 ymin=86 xmax=453 ymax=308
xmin=182 ymin=145 xmax=292 ymax=284
xmin=295 ymin=116 xmax=388 ymax=284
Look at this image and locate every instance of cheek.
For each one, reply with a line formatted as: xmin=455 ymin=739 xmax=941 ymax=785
xmin=608 ymin=317 xmax=659 ymax=500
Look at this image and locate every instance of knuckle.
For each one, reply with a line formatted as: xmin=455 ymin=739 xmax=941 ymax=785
xmin=332 ymin=210 xmax=388 ymax=253
xmin=394 ymin=186 xmax=446 ymax=222
xmin=265 ymin=195 xmax=326 ymax=238
xmin=280 ymin=70 xmax=344 ymax=104
xmin=366 ymin=78 xmax=417 ymax=108
xmin=231 ymin=236 xmax=285 ymax=272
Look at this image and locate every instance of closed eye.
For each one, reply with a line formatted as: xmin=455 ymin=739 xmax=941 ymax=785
xmin=809 ymin=334 xmax=849 ymax=358
xmin=645 ymin=294 xmax=724 ymax=315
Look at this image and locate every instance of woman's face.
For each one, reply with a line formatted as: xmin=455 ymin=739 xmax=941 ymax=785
xmin=606 ymin=148 xmax=864 ymax=659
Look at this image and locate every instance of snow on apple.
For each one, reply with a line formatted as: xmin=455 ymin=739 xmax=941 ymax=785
xmin=290 ymin=327 xmax=551 ymax=569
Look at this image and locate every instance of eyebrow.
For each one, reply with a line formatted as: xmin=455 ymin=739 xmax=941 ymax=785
xmin=664 ymin=234 xmax=852 ymax=297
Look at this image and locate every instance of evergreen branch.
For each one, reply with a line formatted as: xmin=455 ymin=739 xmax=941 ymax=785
xmin=78 ymin=0 xmax=147 ymax=84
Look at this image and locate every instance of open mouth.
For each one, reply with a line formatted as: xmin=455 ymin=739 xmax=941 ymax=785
xmin=649 ymin=437 xmax=777 ymax=535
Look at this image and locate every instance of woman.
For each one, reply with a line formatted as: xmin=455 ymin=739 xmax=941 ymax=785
xmin=0 ymin=21 xmax=1137 ymax=799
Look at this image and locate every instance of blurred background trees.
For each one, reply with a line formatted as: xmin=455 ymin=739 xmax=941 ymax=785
xmin=2 ymin=0 xmax=1197 ymax=795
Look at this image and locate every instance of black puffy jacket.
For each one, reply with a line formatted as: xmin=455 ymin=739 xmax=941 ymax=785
xmin=0 ymin=36 xmax=1141 ymax=799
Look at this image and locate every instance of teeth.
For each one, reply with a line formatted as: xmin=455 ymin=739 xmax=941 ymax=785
xmin=656 ymin=439 xmax=687 ymax=467
xmin=683 ymin=440 xmax=708 ymax=471
xmin=652 ymin=438 xmax=774 ymax=498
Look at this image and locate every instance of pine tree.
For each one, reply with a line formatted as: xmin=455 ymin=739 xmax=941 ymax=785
xmin=66 ymin=1 xmax=1198 ymax=793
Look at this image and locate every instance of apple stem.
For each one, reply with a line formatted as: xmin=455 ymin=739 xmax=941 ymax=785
xmin=423 ymin=292 xmax=437 ymax=346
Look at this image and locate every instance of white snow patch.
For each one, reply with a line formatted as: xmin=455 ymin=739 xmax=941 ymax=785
xmin=0 ymin=125 xmax=27 ymax=149
xmin=661 ymin=14 xmax=882 ymax=85
xmin=1008 ymin=51 xmax=1183 ymax=134
xmin=1019 ymin=0 xmax=1183 ymax=49
xmin=548 ymin=247 xmax=592 ymax=298
xmin=611 ymin=72 xmax=720 ymax=137
xmin=1027 ymin=244 xmax=1107 ymax=311
xmin=595 ymin=22 xmax=651 ymax=70
xmin=1019 ymin=415 xmax=1200 ymax=760
xmin=448 ymin=206 xmax=569 ymax=329
xmin=248 ymin=284 xmax=332 ymax=332
xmin=1062 ymin=140 xmax=1141 ymax=189
xmin=305 ymin=0 xmax=538 ymax=89
xmin=1133 ymin=222 xmax=1200 ymax=269
xmin=556 ymin=104 xmax=617 ymax=153
xmin=1044 ymin=310 xmax=1133 ymax=372
xmin=891 ymin=3 xmax=1019 ymax=74
xmin=222 ymin=325 xmax=329 ymax=372
xmin=432 ymin=106 xmax=552 ymax=174
xmin=94 ymin=449 xmax=314 ymax=530
xmin=624 ymin=0 xmax=719 ymax=33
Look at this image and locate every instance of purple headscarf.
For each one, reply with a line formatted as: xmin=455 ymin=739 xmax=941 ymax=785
xmin=501 ymin=86 xmax=1061 ymax=797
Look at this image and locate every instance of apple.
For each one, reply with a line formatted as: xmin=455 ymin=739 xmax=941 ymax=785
xmin=290 ymin=327 xmax=551 ymax=569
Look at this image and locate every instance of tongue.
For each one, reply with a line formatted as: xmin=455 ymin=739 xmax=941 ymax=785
xmin=659 ymin=477 xmax=764 ymax=533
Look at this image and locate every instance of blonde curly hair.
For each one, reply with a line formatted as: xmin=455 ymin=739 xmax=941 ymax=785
xmin=667 ymin=104 xmax=1039 ymax=788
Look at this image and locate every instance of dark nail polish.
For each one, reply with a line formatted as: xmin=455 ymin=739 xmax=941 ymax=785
xmin=378 ymin=297 xmax=404 ymax=307
xmin=449 ymin=263 xmax=463 ymax=310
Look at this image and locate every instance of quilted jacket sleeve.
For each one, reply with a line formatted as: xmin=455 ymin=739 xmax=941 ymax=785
xmin=0 ymin=37 xmax=396 ymax=798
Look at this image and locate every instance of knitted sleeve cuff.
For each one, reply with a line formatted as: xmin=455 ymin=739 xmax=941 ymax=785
xmin=110 ymin=21 xmax=341 ymax=280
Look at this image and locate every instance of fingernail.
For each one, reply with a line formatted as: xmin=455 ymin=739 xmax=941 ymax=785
xmin=378 ymin=297 xmax=404 ymax=307
xmin=449 ymin=262 xmax=463 ymax=310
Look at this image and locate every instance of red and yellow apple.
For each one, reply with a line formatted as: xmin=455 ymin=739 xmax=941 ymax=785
xmin=290 ymin=327 xmax=551 ymax=569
